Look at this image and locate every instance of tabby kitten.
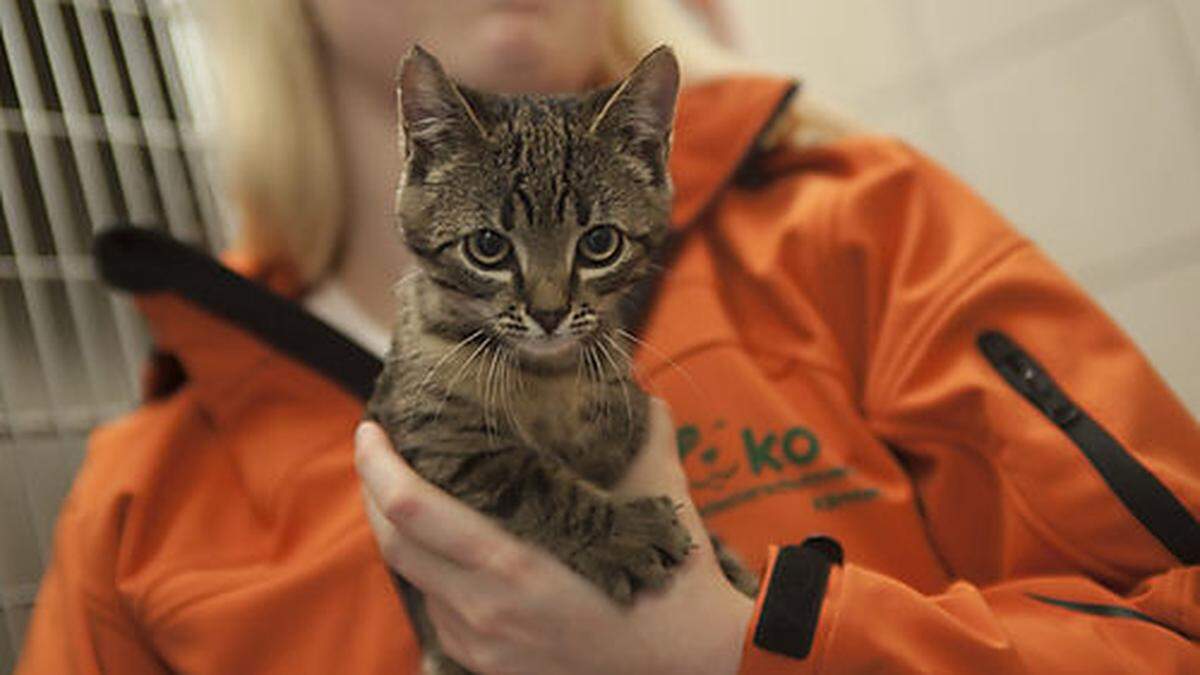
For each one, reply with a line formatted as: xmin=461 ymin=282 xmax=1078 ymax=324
xmin=367 ymin=45 xmax=748 ymax=674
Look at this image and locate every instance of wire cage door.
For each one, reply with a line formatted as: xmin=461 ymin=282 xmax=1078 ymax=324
xmin=0 ymin=0 xmax=221 ymax=667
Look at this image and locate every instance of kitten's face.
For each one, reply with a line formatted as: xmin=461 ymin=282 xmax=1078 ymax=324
xmin=396 ymin=46 xmax=679 ymax=371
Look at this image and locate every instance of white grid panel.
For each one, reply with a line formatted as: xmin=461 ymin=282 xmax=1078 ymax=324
xmin=0 ymin=0 xmax=219 ymax=667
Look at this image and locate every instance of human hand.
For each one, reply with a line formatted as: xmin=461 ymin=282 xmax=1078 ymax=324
xmin=354 ymin=399 xmax=754 ymax=675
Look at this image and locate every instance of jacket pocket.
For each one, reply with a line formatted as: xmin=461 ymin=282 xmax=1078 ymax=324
xmin=977 ymin=330 xmax=1200 ymax=566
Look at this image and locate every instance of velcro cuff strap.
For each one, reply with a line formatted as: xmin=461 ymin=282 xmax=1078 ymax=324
xmin=752 ymin=536 xmax=843 ymax=659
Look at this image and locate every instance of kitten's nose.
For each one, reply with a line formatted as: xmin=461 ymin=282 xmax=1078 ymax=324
xmin=530 ymin=307 xmax=568 ymax=334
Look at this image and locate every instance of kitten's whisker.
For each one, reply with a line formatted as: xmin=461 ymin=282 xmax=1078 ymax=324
xmin=602 ymin=332 xmax=634 ymax=367
xmin=595 ymin=348 xmax=612 ymax=425
xmin=416 ymin=329 xmax=485 ymax=394
xmin=583 ymin=343 xmax=606 ymax=423
xmin=512 ymin=347 xmax=527 ymax=395
xmin=498 ymin=348 xmax=510 ymax=427
xmin=602 ymin=334 xmax=641 ymax=443
xmin=595 ymin=339 xmax=634 ymax=440
xmin=615 ymin=327 xmax=704 ymax=398
xmin=499 ymin=346 xmax=514 ymax=434
xmin=389 ymin=269 xmax=422 ymax=297
xmin=432 ymin=335 xmax=492 ymax=422
xmin=501 ymin=349 xmax=525 ymax=443
xmin=490 ymin=346 xmax=504 ymax=446
xmin=483 ymin=343 xmax=503 ymax=447
xmin=480 ymin=347 xmax=492 ymax=445
xmin=574 ymin=342 xmax=587 ymax=392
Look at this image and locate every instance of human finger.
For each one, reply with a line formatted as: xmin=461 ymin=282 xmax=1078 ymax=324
xmin=354 ymin=422 xmax=531 ymax=573
xmin=616 ymin=398 xmax=688 ymax=496
xmin=613 ymin=400 xmax=717 ymax=561
xmin=360 ymin=478 xmax=476 ymax=597
xmin=425 ymin=596 xmax=493 ymax=673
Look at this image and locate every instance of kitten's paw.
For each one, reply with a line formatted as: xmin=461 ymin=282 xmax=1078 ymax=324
xmin=589 ymin=496 xmax=694 ymax=602
xmin=713 ymin=534 xmax=760 ymax=597
xmin=615 ymin=496 xmax=694 ymax=565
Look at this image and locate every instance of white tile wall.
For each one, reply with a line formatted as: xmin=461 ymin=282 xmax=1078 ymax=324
xmin=730 ymin=0 xmax=1200 ymax=415
xmin=947 ymin=3 xmax=1200 ymax=273
xmin=917 ymin=0 xmax=1089 ymax=62
xmin=1098 ymin=260 xmax=1200 ymax=410
xmin=737 ymin=0 xmax=932 ymax=107
xmin=1172 ymin=0 xmax=1200 ymax=61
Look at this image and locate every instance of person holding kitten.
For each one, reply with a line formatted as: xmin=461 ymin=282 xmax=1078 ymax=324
xmin=18 ymin=1 xmax=1200 ymax=674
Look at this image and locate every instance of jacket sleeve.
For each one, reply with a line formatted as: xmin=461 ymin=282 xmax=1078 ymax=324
xmin=737 ymin=138 xmax=1200 ymax=673
xmin=16 ymin=446 xmax=168 ymax=673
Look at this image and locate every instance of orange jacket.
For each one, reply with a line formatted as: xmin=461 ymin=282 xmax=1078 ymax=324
xmin=18 ymin=77 xmax=1200 ymax=674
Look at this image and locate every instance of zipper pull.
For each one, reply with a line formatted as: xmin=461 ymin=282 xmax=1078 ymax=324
xmin=1005 ymin=353 xmax=1080 ymax=427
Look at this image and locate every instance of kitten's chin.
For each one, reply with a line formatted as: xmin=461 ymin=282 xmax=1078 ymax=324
xmin=510 ymin=334 xmax=581 ymax=371
xmin=515 ymin=334 xmax=578 ymax=358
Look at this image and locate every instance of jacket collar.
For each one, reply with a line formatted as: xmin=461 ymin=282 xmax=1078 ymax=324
xmin=669 ymin=77 xmax=797 ymax=228
xmin=97 ymin=76 xmax=798 ymax=414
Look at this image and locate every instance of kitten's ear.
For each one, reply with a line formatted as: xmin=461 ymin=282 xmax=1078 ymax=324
xmin=588 ymin=45 xmax=681 ymax=140
xmin=397 ymin=45 xmax=490 ymax=149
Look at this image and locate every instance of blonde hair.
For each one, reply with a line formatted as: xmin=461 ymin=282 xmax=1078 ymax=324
xmin=198 ymin=0 xmax=858 ymax=284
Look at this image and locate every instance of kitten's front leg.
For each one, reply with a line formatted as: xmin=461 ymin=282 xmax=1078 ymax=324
xmin=404 ymin=441 xmax=694 ymax=604
xmin=565 ymin=492 xmax=696 ymax=603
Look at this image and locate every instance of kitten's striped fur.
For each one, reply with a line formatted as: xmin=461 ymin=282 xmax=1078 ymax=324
xmin=367 ymin=46 xmax=752 ymax=674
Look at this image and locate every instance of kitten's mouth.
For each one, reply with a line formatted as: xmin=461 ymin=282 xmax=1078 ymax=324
xmin=515 ymin=334 xmax=579 ymax=359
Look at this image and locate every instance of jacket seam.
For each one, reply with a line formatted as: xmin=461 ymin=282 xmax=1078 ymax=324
xmin=189 ymin=351 xmax=279 ymax=422
xmin=80 ymin=590 xmax=164 ymax=661
xmin=746 ymin=349 xmax=857 ymax=399
xmin=682 ymin=82 xmax=800 ymax=227
xmin=1169 ymin=567 xmax=1193 ymax=636
xmin=869 ymin=236 xmax=1032 ymax=414
xmin=869 ymin=417 xmax=1139 ymax=587
xmin=54 ymin=495 xmax=167 ymax=657
xmin=811 ymin=142 xmax=1030 ymax=414
xmin=812 ymin=563 xmax=844 ymax=674
xmin=808 ymin=146 xmax=903 ymax=406
xmin=142 ymin=518 xmax=374 ymax=630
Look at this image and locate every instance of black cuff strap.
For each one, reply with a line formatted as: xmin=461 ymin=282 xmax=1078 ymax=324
xmin=752 ymin=536 xmax=843 ymax=660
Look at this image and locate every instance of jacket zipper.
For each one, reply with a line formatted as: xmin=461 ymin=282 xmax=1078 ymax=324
xmin=976 ymin=330 xmax=1200 ymax=565
xmin=978 ymin=331 xmax=1080 ymax=429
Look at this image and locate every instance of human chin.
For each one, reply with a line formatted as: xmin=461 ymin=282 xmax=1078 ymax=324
xmin=464 ymin=17 xmax=569 ymax=91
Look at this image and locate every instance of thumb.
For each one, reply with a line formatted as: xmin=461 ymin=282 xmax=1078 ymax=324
xmin=615 ymin=397 xmax=688 ymax=498
xmin=617 ymin=399 xmax=720 ymax=567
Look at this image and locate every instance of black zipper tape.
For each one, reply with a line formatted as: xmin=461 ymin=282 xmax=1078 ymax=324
xmin=1026 ymin=593 xmax=1193 ymax=640
xmin=978 ymin=331 xmax=1200 ymax=565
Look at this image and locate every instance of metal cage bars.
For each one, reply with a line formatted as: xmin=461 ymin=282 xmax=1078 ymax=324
xmin=0 ymin=0 xmax=220 ymax=666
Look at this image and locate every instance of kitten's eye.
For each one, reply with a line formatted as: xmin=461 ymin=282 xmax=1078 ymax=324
xmin=577 ymin=225 xmax=623 ymax=266
xmin=464 ymin=229 xmax=512 ymax=268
